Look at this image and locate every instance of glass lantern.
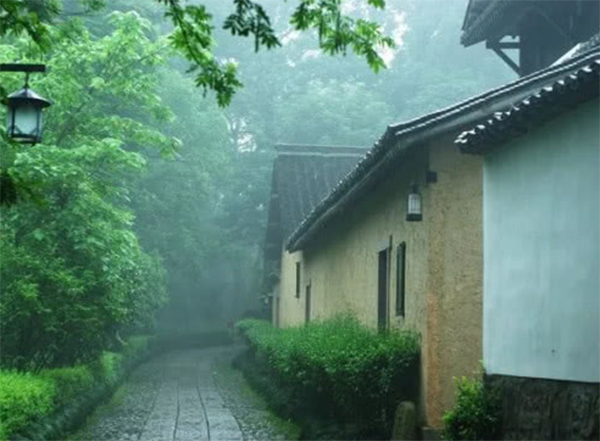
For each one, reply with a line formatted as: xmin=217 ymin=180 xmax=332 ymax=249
xmin=406 ymin=184 xmax=422 ymax=222
xmin=5 ymin=87 xmax=51 ymax=144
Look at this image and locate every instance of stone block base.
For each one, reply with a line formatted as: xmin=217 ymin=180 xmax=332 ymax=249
xmin=486 ymin=374 xmax=599 ymax=440
xmin=421 ymin=426 xmax=441 ymax=440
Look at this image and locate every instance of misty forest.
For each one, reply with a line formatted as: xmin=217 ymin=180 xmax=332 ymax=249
xmin=1 ymin=0 xmax=598 ymax=440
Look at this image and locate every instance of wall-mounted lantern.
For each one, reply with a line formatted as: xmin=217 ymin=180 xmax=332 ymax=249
xmin=406 ymin=183 xmax=422 ymax=222
xmin=1 ymin=64 xmax=51 ymax=145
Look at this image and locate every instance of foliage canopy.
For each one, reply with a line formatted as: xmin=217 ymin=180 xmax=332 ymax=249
xmin=1 ymin=0 xmax=393 ymax=106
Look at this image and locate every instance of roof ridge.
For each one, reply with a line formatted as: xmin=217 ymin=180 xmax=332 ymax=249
xmin=275 ymin=143 xmax=368 ymax=151
xmin=275 ymin=143 xmax=369 ymax=157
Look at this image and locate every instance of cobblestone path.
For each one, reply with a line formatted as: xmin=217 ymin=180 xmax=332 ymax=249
xmin=72 ymin=345 xmax=297 ymax=441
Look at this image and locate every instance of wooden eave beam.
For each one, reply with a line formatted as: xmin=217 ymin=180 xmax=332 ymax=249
xmin=487 ymin=40 xmax=522 ymax=75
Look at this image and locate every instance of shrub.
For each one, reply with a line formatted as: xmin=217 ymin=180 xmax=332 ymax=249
xmin=0 ymin=334 xmax=150 ymax=441
xmin=40 ymin=365 xmax=95 ymax=408
xmin=443 ymin=377 xmax=502 ymax=440
xmin=236 ymin=316 xmax=420 ymax=437
xmin=92 ymin=352 xmax=125 ymax=387
xmin=0 ymin=371 xmax=56 ymax=441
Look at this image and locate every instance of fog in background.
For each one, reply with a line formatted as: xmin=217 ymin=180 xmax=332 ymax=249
xmin=1 ymin=0 xmax=516 ymax=340
xmin=111 ymin=0 xmax=515 ymax=335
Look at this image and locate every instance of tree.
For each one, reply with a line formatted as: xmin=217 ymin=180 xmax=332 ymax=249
xmin=1 ymin=0 xmax=394 ymax=106
xmin=0 ymin=12 xmax=171 ymax=370
xmin=275 ymin=79 xmax=393 ymax=145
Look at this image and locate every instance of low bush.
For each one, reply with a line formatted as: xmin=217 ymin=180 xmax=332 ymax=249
xmin=0 ymin=371 xmax=56 ymax=440
xmin=40 ymin=365 xmax=95 ymax=408
xmin=235 ymin=316 xmax=420 ymax=438
xmin=92 ymin=352 xmax=125 ymax=388
xmin=0 ymin=335 xmax=151 ymax=441
xmin=443 ymin=377 xmax=501 ymax=440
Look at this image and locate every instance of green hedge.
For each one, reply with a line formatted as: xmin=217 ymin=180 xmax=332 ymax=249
xmin=236 ymin=316 xmax=420 ymax=438
xmin=0 ymin=372 xmax=56 ymax=441
xmin=0 ymin=335 xmax=150 ymax=441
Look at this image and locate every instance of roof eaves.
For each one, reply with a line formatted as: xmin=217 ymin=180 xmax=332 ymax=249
xmin=460 ymin=0 xmax=510 ymax=47
xmin=285 ymin=48 xmax=600 ymax=253
xmin=456 ymin=58 xmax=600 ymax=154
xmin=462 ymin=0 xmax=493 ymax=32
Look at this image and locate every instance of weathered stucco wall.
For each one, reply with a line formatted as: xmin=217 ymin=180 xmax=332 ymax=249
xmin=483 ymin=100 xmax=600 ymax=383
xmin=302 ymin=147 xmax=435 ymax=426
xmin=277 ymin=138 xmax=483 ymax=427
xmin=426 ymin=138 xmax=484 ymax=424
xmin=277 ymin=250 xmax=306 ymax=328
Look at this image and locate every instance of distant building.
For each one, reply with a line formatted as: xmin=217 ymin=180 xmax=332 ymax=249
xmin=263 ymin=144 xmax=367 ymax=326
xmin=461 ymin=0 xmax=599 ymax=76
xmin=456 ymin=51 xmax=599 ymax=440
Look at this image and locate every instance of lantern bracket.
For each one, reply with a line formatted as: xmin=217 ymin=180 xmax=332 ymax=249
xmin=425 ymin=170 xmax=437 ymax=184
xmin=0 ymin=64 xmax=46 ymax=73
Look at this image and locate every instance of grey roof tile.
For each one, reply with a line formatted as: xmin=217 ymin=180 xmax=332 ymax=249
xmin=264 ymin=144 xmax=367 ymax=259
xmin=456 ymin=58 xmax=600 ymax=153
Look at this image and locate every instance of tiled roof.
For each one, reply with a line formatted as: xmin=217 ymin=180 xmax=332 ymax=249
xmin=462 ymin=0 xmax=495 ymax=33
xmin=460 ymin=0 xmax=512 ymax=47
xmin=569 ymin=33 xmax=600 ymax=60
xmin=264 ymin=144 xmax=367 ymax=260
xmin=285 ymin=48 xmax=600 ymax=252
xmin=455 ymin=57 xmax=600 ymax=154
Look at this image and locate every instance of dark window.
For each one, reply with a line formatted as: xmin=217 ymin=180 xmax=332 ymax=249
xmin=295 ymin=262 xmax=301 ymax=298
xmin=396 ymin=242 xmax=406 ymax=316
xmin=377 ymin=249 xmax=389 ymax=330
xmin=305 ymin=281 xmax=311 ymax=323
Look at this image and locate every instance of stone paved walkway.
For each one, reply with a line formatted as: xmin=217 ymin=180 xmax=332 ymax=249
xmin=72 ymin=345 xmax=297 ymax=441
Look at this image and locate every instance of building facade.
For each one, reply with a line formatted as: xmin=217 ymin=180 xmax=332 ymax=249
xmin=272 ymin=49 xmax=600 ymax=430
xmin=457 ymin=54 xmax=599 ymax=439
xmin=263 ymin=144 xmax=367 ymax=327
xmin=282 ymin=137 xmax=483 ymax=427
xmin=263 ymin=0 xmax=599 ymax=430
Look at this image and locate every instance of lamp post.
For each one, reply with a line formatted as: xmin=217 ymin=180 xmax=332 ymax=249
xmin=0 ymin=64 xmax=51 ymax=144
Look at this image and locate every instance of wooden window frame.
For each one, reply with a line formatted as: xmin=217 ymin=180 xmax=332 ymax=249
xmin=377 ymin=243 xmax=391 ymax=331
xmin=396 ymin=242 xmax=406 ymax=317
xmin=295 ymin=261 xmax=301 ymax=298
xmin=305 ymin=280 xmax=311 ymax=323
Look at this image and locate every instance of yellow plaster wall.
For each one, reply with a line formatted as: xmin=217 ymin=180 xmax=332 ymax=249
xmin=277 ymin=250 xmax=307 ymax=328
xmin=276 ymin=138 xmax=483 ymax=427
xmin=426 ymin=139 xmax=484 ymax=424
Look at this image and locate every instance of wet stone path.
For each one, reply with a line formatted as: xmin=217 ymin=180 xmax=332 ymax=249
xmin=72 ymin=345 xmax=296 ymax=441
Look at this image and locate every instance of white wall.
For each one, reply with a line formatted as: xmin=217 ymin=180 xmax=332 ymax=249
xmin=483 ymin=99 xmax=599 ymax=383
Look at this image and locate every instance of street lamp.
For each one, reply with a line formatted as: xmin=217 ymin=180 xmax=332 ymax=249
xmin=1 ymin=64 xmax=51 ymax=144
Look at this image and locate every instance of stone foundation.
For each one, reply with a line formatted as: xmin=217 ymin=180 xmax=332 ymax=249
xmin=486 ymin=374 xmax=599 ymax=440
